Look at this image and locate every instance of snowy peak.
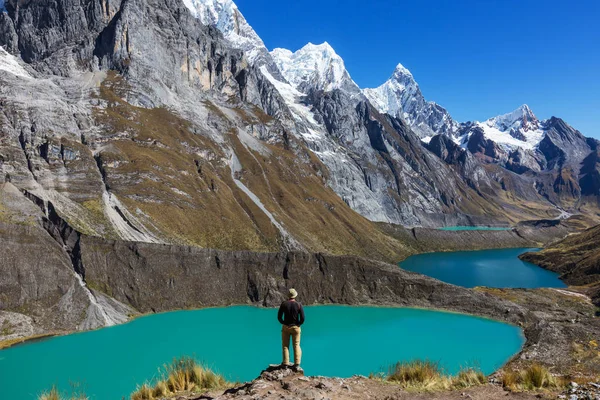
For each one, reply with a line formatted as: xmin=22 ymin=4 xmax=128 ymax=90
xmin=363 ymin=63 xmax=457 ymax=139
xmin=463 ymin=105 xmax=544 ymax=151
xmin=270 ymin=42 xmax=360 ymax=94
xmin=363 ymin=63 xmax=421 ymax=116
xmin=181 ymin=0 xmax=266 ymax=64
xmin=392 ymin=62 xmax=414 ymax=79
xmin=485 ymin=104 xmax=540 ymax=133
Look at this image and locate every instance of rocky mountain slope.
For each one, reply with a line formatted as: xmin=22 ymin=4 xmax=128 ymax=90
xmin=176 ymin=0 xmax=600 ymax=226
xmin=521 ymin=224 xmax=600 ymax=305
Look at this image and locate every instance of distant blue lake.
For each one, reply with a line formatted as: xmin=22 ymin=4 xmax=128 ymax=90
xmin=438 ymin=226 xmax=512 ymax=231
xmin=0 ymin=306 xmax=524 ymax=399
xmin=399 ymin=248 xmax=567 ymax=288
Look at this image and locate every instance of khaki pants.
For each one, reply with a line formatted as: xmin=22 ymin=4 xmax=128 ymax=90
xmin=281 ymin=325 xmax=302 ymax=365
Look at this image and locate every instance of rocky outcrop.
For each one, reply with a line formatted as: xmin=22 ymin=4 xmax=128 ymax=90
xmin=190 ymin=365 xmax=543 ymax=400
xmin=186 ymin=364 xmax=600 ymax=400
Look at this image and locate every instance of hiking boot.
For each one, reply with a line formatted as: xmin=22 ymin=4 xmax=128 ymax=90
xmin=292 ymin=364 xmax=303 ymax=373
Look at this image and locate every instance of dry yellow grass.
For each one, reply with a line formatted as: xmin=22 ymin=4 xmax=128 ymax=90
xmin=501 ymin=363 xmax=561 ymax=391
xmin=37 ymin=386 xmax=87 ymax=400
xmin=131 ymin=357 xmax=229 ymax=400
xmin=384 ymin=360 xmax=486 ymax=392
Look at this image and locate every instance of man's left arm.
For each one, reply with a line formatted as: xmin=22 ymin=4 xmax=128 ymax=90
xmin=277 ymin=303 xmax=285 ymax=324
xmin=298 ymin=303 xmax=305 ymax=326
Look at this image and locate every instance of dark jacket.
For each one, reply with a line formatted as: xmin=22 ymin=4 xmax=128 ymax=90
xmin=278 ymin=300 xmax=305 ymax=326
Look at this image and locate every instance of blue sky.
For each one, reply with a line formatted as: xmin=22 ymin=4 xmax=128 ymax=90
xmin=236 ymin=0 xmax=600 ymax=138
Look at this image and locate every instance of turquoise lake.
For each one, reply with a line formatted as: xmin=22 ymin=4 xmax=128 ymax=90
xmin=438 ymin=226 xmax=512 ymax=231
xmin=399 ymin=248 xmax=567 ymax=288
xmin=0 ymin=306 xmax=524 ymax=399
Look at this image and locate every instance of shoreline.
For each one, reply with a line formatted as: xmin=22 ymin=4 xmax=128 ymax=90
xmin=0 ymin=332 xmax=60 ymax=350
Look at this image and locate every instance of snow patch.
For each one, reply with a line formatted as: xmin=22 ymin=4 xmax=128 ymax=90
xmin=477 ymin=123 xmax=544 ymax=151
xmin=0 ymin=47 xmax=31 ymax=79
xmin=486 ymin=104 xmax=538 ymax=132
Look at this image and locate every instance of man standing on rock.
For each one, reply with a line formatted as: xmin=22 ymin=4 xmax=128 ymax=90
xmin=278 ymin=288 xmax=305 ymax=372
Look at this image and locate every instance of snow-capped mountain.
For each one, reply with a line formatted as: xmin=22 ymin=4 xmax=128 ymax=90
xmin=363 ymin=63 xmax=458 ymax=139
xmin=463 ymin=105 xmax=545 ymax=151
xmin=270 ymin=42 xmax=360 ymax=94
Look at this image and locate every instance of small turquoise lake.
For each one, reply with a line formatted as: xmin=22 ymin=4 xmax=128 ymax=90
xmin=0 ymin=306 xmax=524 ymax=399
xmin=438 ymin=226 xmax=512 ymax=231
xmin=400 ymin=248 xmax=567 ymax=288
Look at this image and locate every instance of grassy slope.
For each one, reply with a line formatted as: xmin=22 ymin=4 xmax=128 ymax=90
xmin=520 ymin=225 xmax=600 ymax=305
xmin=520 ymin=225 xmax=600 ymax=283
xmin=90 ymin=73 xmax=412 ymax=260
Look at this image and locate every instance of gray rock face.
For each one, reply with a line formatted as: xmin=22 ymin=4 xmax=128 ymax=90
xmin=506 ymin=148 xmax=543 ymax=174
xmin=306 ymin=88 xmax=494 ymax=226
xmin=0 ymin=183 xmax=132 ymax=336
xmin=579 ymin=141 xmax=600 ymax=198
xmin=466 ymin=128 xmax=508 ymax=162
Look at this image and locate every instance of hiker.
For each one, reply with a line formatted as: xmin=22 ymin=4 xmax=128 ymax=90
xmin=278 ymin=288 xmax=305 ymax=372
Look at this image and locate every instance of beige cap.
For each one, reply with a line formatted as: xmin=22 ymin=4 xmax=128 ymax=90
xmin=288 ymin=288 xmax=298 ymax=299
